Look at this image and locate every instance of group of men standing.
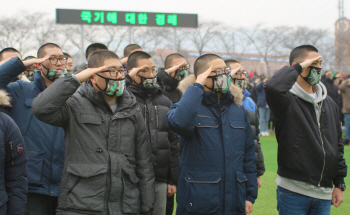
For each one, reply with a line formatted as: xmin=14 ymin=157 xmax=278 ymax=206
xmin=0 ymin=42 xmax=347 ymax=215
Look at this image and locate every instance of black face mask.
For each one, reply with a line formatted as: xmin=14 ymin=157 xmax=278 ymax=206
xmin=138 ymin=76 xmax=157 ymax=88
xmin=300 ymin=66 xmax=322 ymax=85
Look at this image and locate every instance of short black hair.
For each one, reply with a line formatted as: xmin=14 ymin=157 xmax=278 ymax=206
xmin=37 ymin=43 xmax=61 ymax=58
xmin=194 ymin=54 xmax=221 ymax=77
xmin=289 ymin=45 xmax=318 ymax=66
xmin=127 ymin=51 xmax=152 ymax=70
xmin=164 ymin=53 xmax=185 ymax=68
xmin=86 ymin=43 xmax=108 ymax=60
xmin=23 ymin=55 xmax=36 ymax=61
xmin=88 ymin=50 xmax=119 ymax=68
xmin=224 ymin=59 xmax=240 ymax=67
xmin=63 ymin=52 xmax=72 ymax=59
xmin=0 ymin=47 xmax=21 ymax=61
xmin=124 ymin=44 xmax=142 ymax=57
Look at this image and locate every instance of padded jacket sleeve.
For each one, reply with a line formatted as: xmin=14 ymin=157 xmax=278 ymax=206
xmin=166 ymin=83 xmax=204 ymax=137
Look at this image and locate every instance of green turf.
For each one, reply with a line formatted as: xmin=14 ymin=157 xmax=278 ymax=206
xmin=172 ymin=132 xmax=349 ymax=214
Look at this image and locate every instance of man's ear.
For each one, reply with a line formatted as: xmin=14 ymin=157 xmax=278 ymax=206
xmin=90 ymin=74 xmax=97 ymax=85
xmin=36 ymin=63 xmax=42 ymax=70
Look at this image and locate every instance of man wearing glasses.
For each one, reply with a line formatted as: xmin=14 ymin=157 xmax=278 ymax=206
xmin=166 ymin=54 xmax=257 ymax=214
xmin=126 ymin=51 xmax=179 ymax=215
xmin=32 ymin=50 xmax=155 ymax=215
xmin=0 ymin=43 xmax=67 ymax=214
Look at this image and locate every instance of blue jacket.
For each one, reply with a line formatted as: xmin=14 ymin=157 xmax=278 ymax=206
xmin=255 ymin=81 xmax=267 ymax=107
xmin=166 ymin=83 xmax=257 ymax=215
xmin=0 ymin=96 xmax=27 ymax=215
xmin=0 ymin=57 xmax=65 ymax=196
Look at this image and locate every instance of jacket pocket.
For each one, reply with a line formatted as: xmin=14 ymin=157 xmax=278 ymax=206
xmin=233 ymin=171 xmax=247 ymax=212
xmin=26 ymin=151 xmax=44 ymax=186
xmin=122 ymin=167 xmax=140 ymax=214
xmin=0 ymin=191 xmax=8 ymax=207
xmin=184 ymin=171 xmax=221 ymax=214
xmin=66 ymin=163 xmax=108 ymax=212
xmin=230 ymin=120 xmax=246 ymax=151
xmin=78 ymin=113 xmax=102 ymax=125
xmin=196 ymin=115 xmax=219 ymax=151
xmin=196 ymin=115 xmax=219 ymax=128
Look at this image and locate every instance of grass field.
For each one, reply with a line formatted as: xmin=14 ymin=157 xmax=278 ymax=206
xmin=172 ymin=132 xmax=350 ymax=215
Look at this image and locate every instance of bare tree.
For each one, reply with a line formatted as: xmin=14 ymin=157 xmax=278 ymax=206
xmin=185 ymin=21 xmax=221 ymax=56
xmin=0 ymin=17 xmax=33 ymax=55
xmin=103 ymin=26 xmax=128 ymax=52
xmin=25 ymin=12 xmax=57 ymax=46
xmin=238 ymin=24 xmax=290 ymax=76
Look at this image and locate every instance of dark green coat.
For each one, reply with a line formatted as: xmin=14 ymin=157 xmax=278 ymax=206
xmin=32 ymin=76 xmax=155 ymax=215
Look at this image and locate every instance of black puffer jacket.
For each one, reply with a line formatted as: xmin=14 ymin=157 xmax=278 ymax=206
xmin=243 ymin=90 xmax=265 ymax=177
xmin=157 ymin=69 xmax=183 ymax=103
xmin=126 ymin=77 xmax=179 ymax=185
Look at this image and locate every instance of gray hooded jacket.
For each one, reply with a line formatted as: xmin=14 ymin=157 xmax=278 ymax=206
xmin=32 ymin=76 xmax=155 ymax=215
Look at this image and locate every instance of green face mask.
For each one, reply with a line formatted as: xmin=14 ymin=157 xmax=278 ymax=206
xmin=301 ymin=66 xmax=322 ymax=85
xmin=207 ymin=74 xmax=232 ymax=93
xmin=174 ymin=68 xmax=189 ymax=81
xmin=96 ymin=74 xmax=125 ymax=97
xmin=234 ymin=78 xmax=247 ymax=90
xmin=42 ymin=64 xmax=65 ymax=82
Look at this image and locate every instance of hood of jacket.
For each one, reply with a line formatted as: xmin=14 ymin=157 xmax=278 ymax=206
xmin=0 ymin=90 xmax=11 ymax=107
xmin=290 ymin=81 xmax=327 ymax=124
xmin=77 ymin=81 xmax=140 ymax=114
xmin=290 ymin=82 xmax=327 ymax=104
xmin=243 ymin=89 xmax=251 ymax=98
xmin=178 ymin=74 xmax=243 ymax=105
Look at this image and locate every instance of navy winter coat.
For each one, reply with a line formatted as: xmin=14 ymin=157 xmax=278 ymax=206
xmin=0 ymin=57 xmax=65 ymax=197
xmin=255 ymin=81 xmax=267 ymax=107
xmin=166 ymin=83 xmax=257 ymax=215
xmin=0 ymin=90 xmax=27 ymax=215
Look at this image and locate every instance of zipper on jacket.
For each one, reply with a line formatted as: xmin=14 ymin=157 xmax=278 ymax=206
xmin=318 ymin=121 xmax=326 ymax=186
xmin=144 ymin=105 xmax=147 ymax=123
xmin=9 ymin=142 xmax=14 ymax=166
xmin=155 ymin=106 xmax=159 ymax=129
xmin=105 ymin=113 xmax=112 ymax=210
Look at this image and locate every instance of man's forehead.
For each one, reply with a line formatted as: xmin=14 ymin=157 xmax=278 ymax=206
xmin=2 ymin=51 xmax=21 ymax=59
xmin=304 ymin=51 xmax=321 ymax=61
xmin=170 ymin=57 xmax=186 ymax=66
xmin=137 ymin=58 xmax=154 ymax=67
xmin=227 ymin=62 xmax=242 ymax=69
xmin=45 ymin=47 xmax=63 ymax=56
xmin=104 ymin=58 xmax=122 ymax=68
xmin=208 ymin=58 xmax=225 ymax=69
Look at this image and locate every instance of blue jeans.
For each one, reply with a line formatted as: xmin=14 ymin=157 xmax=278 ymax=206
xmin=276 ymin=186 xmax=331 ymax=215
xmin=344 ymin=113 xmax=350 ymax=139
xmin=258 ymin=106 xmax=270 ymax=132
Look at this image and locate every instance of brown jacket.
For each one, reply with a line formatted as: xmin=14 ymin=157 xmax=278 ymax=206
xmin=339 ymin=80 xmax=350 ymax=113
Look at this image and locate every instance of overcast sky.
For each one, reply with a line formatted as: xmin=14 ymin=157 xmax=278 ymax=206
xmin=2 ymin=0 xmax=349 ymax=34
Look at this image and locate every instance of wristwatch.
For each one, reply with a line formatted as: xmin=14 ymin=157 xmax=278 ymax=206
xmin=335 ymin=184 xmax=346 ymax=191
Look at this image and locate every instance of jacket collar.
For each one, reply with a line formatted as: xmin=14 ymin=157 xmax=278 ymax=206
xmin=202 ymin=90 xmax=234 ymax=106
xmin=127 ymin=81 xmax=163 ymax=98
xmin=243 ymin=89 xmax=250 ymax=98
xmin=163 ymin=74 xmax=180 ymax=91
xmin=78 ymin=81 xmax=138 ymax=114
xmin=178 ymin=74 xmax=243 ymax=106
xmin=33 ymin=70 xmax=47 ymax=92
